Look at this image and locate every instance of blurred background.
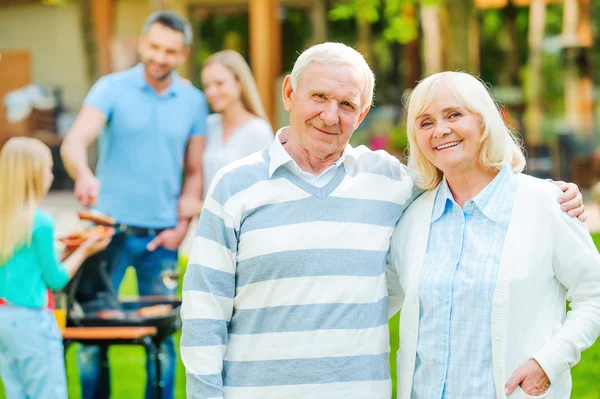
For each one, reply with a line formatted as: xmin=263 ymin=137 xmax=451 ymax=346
xmin=0 ymin=1 xmax=599 ymax=398
xmin=0 ymin=0 xmax=599 ymax=189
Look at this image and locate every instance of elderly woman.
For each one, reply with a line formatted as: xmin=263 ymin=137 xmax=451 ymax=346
xmin=388 ymin=71 xmax=600 ymax=399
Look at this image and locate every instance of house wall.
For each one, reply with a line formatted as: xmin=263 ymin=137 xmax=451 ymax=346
xmin=0 ymin=3 xmax=89 ymax=110
xmin=115 ymin=0 xmax=152 ymax=39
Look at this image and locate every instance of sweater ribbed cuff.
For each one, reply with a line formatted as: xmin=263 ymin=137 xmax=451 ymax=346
xmin=533 ymin=346 xmax=569 ymax=384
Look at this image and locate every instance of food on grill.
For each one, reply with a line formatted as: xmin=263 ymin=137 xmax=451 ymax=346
xmin=96 ymin=309 xmax=127 ymax=319
xmin=77 ymin=210 xmax=115 ymax=226
xmin=136 ymin=304 xmax=173 ymax=318
xmin=58 ymin=225 xmax=115 ymax=249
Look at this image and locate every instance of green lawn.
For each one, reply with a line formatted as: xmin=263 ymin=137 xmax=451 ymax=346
xmin=2 ymin=238 xmax=600 ymax=398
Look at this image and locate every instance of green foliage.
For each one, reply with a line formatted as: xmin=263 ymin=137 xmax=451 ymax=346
xmin=192 ymin=7 xmax=310 ymax=86
xmin=328 ymin=3 xmax=357 ymax=21
xmin=389 ymin=125 xmax=409 ymax=153
xmin=383 ymin=12 xmax=418 ymax=44
xmin=481 ymin=9 xmax=503 ymax=38
xmin=544 ymin=3 xmax=564 ymax=36
xmin=328 ymin=0 xmax=422 ymax=44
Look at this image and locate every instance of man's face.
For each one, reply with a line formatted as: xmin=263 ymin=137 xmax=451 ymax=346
xmin=139 ymin=23 xmax=188 ymax=81
xmin=282 ymin=62 xmax=370 ymax=160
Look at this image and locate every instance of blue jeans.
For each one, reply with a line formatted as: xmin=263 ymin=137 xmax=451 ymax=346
xmin=77 ymin=233 xmax=178 ymax=399
xmin=0 ymin=306 xmax=67 ymax=399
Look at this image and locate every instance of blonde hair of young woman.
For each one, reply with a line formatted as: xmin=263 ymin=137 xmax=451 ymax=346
xmin=0 ymin=137 xmax=53 ymax=263
xmin=204 ymin=50 xmax=268 ymax=121
xmin=406 ymin=71 xmax=526 ymax=190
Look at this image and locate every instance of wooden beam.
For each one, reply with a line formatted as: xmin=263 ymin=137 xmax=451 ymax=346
xmin=0 ymin=0 xmax=39 ymax=4
xmin=524 ymin=0 xmax=546 ymax=146
xmin=91 ymin=0 xmax=115 ymax=75
xmin=421 ymin=4 xmax=442 ymax=76
xmin=474 ymin=0 xmax=562 ymax=8
xmin=187 ymin=0 xmax=303 ymax=7
xmin=511 ymin=0 xmax=562 ymax=5
xmin=577 ymin=0 xmax=592 ymax=47
xmin=249 ymin=0 xmax=280 ymax=129
xmin=310 ymin=0 xmax=328 ymax=44
xmin=475 ymin=0 xmax=508 ymax=9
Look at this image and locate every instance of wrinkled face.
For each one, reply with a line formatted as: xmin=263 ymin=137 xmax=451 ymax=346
xmin=139 ymin=23 xmax=188 ymax=82
xmin=283 ymin=62 xmax=370 ymax=160
xmin=202 ymin=63 xmax=242 ymax=113
xmin=415 ymin=84 xmax=483 ymax=176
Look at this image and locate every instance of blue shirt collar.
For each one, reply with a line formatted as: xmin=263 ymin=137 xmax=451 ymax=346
xmin=268 ymin=127 xmax=356 ymax=178
xmin=432 ymin=164 xmax=514 ymax=223
xmin=134 ymin=63 xmax=181 ymax=96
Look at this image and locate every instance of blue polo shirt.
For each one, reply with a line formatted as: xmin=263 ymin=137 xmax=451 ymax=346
xmin=84 ymin=64 xmax=208 ymax=228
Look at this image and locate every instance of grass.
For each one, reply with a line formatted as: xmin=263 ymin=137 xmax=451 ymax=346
xmin=3 ymin=238 xmax=600 ymax=398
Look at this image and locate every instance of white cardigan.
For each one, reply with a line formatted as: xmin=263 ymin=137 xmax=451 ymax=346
xmin=388 ymin=174 xmax=600 ymax=399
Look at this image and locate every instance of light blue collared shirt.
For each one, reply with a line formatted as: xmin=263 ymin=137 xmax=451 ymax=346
xmin=268 ymin=127 xmax=355 ymax=187
xmin=413 ymin=165 xmax=517 ymax=399
xmin=85 ymin=63 xmax=209 ymax=228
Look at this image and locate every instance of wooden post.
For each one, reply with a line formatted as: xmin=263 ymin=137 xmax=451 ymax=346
xmin=469 ymin=14 xmax=480 ymax=74
xmin=91 ymin=0 xmax=115 ymax=76
xmin=563 ymin=0 xmax=579 ymax=134
xmin=563 ymin=0 xmax=594 ymax=138
xmin=310 ymin=0 xmax=328 ymax=45
xmin=446 ymin=0 xmax=477 ymax=73
xmin=160 ymin=0 xmax=192 ymax=79
xmin=249 ymin=0 xmax=281 ymax=129
xmin=420 ymin=4 xmax=442 ymax=76
xmin=355 ymin=18 xmax=373 ymax=67
xmin=524 ymin=0 xmax=546 ymax=146
xmin=577 ymin=0 xmax=594 ymax=138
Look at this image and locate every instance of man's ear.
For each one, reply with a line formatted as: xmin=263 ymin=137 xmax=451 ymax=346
xmin=282 ymin=75 xmax=294 ymax=112
xmin=137 ymin=35 xmax=145 ymax=55
xmin=178 ymin=47 xmax=190 ymax=65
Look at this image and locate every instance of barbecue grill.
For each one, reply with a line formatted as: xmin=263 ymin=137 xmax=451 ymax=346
xmin=63 ymin=242 xmax=182 ymax=399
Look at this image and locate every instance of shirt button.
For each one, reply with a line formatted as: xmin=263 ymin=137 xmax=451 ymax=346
xmin=444 ymin=297 xmax=449 ymax=303
xmin=441 ymin=336 xmax=447 ymax=342
xmin=439 ymin=377 xmax=444 ymax=382
xmin=494 ymin=300 xmax=503 ymax=307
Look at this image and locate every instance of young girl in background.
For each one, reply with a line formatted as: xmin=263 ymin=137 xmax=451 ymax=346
xmin=0 ymin=137 xmax=111 ymax=399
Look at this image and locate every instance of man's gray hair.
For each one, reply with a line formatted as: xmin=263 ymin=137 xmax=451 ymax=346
xmin=290 ymin=42 xmax=375 ymax=112
xmin=143 ymin=11 xmax=193 ymax=47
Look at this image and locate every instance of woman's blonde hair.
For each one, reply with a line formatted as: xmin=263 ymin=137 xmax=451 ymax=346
xmin=204 ymin=50 xmax=268 ymax=121
xmin=0 ymin=137 xmax=52 ymax=263
xmin=406 ymin=71 xmax=526 ymax=190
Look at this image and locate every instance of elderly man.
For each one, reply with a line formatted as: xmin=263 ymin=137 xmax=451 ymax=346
xmin=180 ymin=43 xmax=585 ymax=399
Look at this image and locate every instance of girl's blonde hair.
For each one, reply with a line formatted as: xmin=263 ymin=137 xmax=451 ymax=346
xmin=406 ymin=71 xmax=526 ymax=190
xmin=204 ymin=50 xmax=268 ymax=121
xmin=0 ymin=137 xmax=52 ymax=263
